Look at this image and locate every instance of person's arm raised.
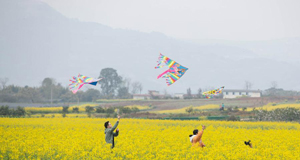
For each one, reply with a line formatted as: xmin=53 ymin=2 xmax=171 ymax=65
xmin=111 ymin=116 xmax=120 ymax=131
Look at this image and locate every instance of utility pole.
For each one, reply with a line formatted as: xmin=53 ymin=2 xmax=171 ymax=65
xmin=51 ymin=85 xmax=53 ymax=105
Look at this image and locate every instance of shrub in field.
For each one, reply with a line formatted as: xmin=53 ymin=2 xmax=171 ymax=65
xmin=96 ymin=106 xmax=105 ymax=113
xmin=255 ymin=107 xmax=300 ymax=121
xmin=72 ymin=107 xmax=79 ymax=113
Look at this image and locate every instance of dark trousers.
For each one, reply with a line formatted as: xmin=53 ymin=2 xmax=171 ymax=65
xmin=111 ymin=131 xmax=119 ymax=149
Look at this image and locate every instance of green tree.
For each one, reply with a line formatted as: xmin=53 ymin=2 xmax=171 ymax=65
xmin=82 ymin=89 xmax=101 ymax=102
xmin=120 ymin=107 xmax=131 ymax=114
xmin=62 ymin=106 xmax=69 ymax=113
xmin=132 ymin=107 xmax=139 ymax=113
xmin=0 ymin=105 xmax=10 ymax=116
xmin=85 ymin=106 xmax=94 ymax=113
xmin=117 ymin=87 xmax=131 ymax=99
xmin=72 ymin=107 xmax=79 ymax=113
xmin=99 ymin=68 xmax=122 ymax=99
xmin=105 ymin=107 xmax=115 ymax=114
xmin=96 ymin=106 xmax=105 ymax=113
xmin=85 ymin=106 xmax=94 ymax=118
xmin=41 ymin=78 xmax=56 ymax=104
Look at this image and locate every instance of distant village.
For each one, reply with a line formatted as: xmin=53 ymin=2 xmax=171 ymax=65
xmin=133 ymin=89 xmax=262 ymax=100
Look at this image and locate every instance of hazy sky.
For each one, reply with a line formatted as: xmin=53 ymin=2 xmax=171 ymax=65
xmin=40 ymin=0 xmax=300 ymax=41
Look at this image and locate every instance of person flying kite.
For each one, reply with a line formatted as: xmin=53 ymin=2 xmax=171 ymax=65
xmin=155 ymin=53 xmax=188 ymax=86
xmin=104 ymin=115 xmax=120 ymax=149
xmin=189 ymin=125 xmax=206 ymax=147
xmin=69 ymin=74 xmax=102 ymax=94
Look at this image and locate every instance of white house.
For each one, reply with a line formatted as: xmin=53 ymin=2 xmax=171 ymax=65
xmin=133 ymin=90 xmax=161 ymax=100
xmin=174 ymin=93 xmax=185 ymax=99
xmin=223 ymin=89 xmax=261 ymax=99
xmin=133 ymin=94 xmax=151 ymax=100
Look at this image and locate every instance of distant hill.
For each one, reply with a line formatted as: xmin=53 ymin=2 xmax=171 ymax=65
xmin=1 ymin=0 xmax=299 ymax=93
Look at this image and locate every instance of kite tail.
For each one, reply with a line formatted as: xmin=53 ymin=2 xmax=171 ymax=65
xmin=157 ymin=69 xmax=170 ymax=79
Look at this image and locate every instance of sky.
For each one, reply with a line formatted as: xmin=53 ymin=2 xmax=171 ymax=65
xmin=40 ymin=0 xmax=300 ymax=41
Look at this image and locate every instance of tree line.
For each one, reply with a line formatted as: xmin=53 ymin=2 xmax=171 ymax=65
xmin=0 ymin=68 xmax=143 ymax=103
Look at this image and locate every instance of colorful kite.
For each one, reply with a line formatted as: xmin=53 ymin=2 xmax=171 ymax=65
xmin=155 ymin=53 xmax=188 ymax=86
xmin=202 ymin=86 xmax=225 ymax=99
xmin=69 ymin=74 xmax=102 ymax=94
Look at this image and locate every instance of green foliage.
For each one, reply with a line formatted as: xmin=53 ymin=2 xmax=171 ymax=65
xmin=0 ymin=78 xmax=101 ymax=103
xmin=0 ymin=106 xmax=25 ymax=117
xmin=95 ymin=106 xmax=105 ymax=113
xmin=81 ymin=89 xmax=101 ymax=102
xmin=62 ymin=106 xmax=69 ymax=113
xmin=105 ymin=107 xmax=115 ymax=114
xmin=132 ymin=107 xmax=139 ymax=113
xmin=85 ymin=106 xmax=94 ymax=113
xmin=227 ymin=115 xmax=240 ymax=121
xmin=72 ymin=107 xmax=79 ymax=113
xmin=117 ymin=87 xmax=131 ymax=99
xmin=99 ymin=68 xmax=122 ymax=99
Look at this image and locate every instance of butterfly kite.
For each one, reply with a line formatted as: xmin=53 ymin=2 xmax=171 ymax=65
xmin=202 ymin=86 xmax=225 ymax=99
xmin=155 ymin=53 xmax=188 ymax=86
xmin=69 ymin=74 xmax=102 ymax=94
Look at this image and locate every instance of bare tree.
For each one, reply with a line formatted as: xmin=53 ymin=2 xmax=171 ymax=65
xmin=137 ymin=83 xmax=143 ymax=94
xmin=244 ymin=81 xmax=253 ymax=90
xmin=0 ymin=77 xmax=9 ymax=89
xmin=123 ymin=77 xmax=131 ymax=90
xmin=271 ymin=81 xmax=278 ymax=88
xmin=186 ymin=88 xmax=192 ymax=98
xmin=131 ymin=81 xmax=140 ymax=94
xmin=197 ymin=88 xmax=202 ymax=98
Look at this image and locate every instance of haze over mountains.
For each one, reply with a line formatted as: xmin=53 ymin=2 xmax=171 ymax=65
xmin=1 ymin=0 xmax=299 ymax=94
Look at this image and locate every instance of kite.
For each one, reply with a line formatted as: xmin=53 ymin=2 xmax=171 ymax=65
xmin=202 ymin=86 xmax=225 ymax=99
xmin=155 ymin=53 xmax=188 ymax=86
xmin=69 ymin=74 xmax=102 ymax=94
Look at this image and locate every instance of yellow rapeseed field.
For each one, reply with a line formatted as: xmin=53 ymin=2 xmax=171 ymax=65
xmin=246 ymin=103 xmax=300 ymax=111
xmin=1 ymin=118 xmax=300 ymax=160
xmin=153 ymin=104 xmax=220 ymax=114
xmin=125 ymin=105 xmax=152 ymax=110
xmin=25 ymin=103 xmax=99 ymax=113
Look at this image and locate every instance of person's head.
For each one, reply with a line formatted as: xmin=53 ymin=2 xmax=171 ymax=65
xmin=104 ymin=121 xmax=112 ymax=128
xmin=189 ymin=129 xmax=199 ymax=137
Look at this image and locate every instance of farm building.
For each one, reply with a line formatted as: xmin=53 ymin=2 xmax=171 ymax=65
xmin=223 ymin=89 xmax=261 ymax=99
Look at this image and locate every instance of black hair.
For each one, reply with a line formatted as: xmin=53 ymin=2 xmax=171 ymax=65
xmin=189 ymin=129 xmax=199 ymax=137
xmin=104 ymin=121 xmax=109 ymax=128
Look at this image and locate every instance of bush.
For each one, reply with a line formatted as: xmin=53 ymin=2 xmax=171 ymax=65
xmin=106 ymin=107 xmax=114 ymax=114
xmin=72 ymin=107 xmax=79 ymax=113
xmin=62 ymin=106 xmax=69 ymax=113
xmin=255 ymin=107 xmax=300 ymax=121
xmin=85 ymin=106 xmax=94 ymax=113
xmin=227 ymin=115 xmax=240 ymax=121
xmin=96 ymin=106 xmax=105 ymax=113
xmin=0 ymin=106 xmax=25 ymax=117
